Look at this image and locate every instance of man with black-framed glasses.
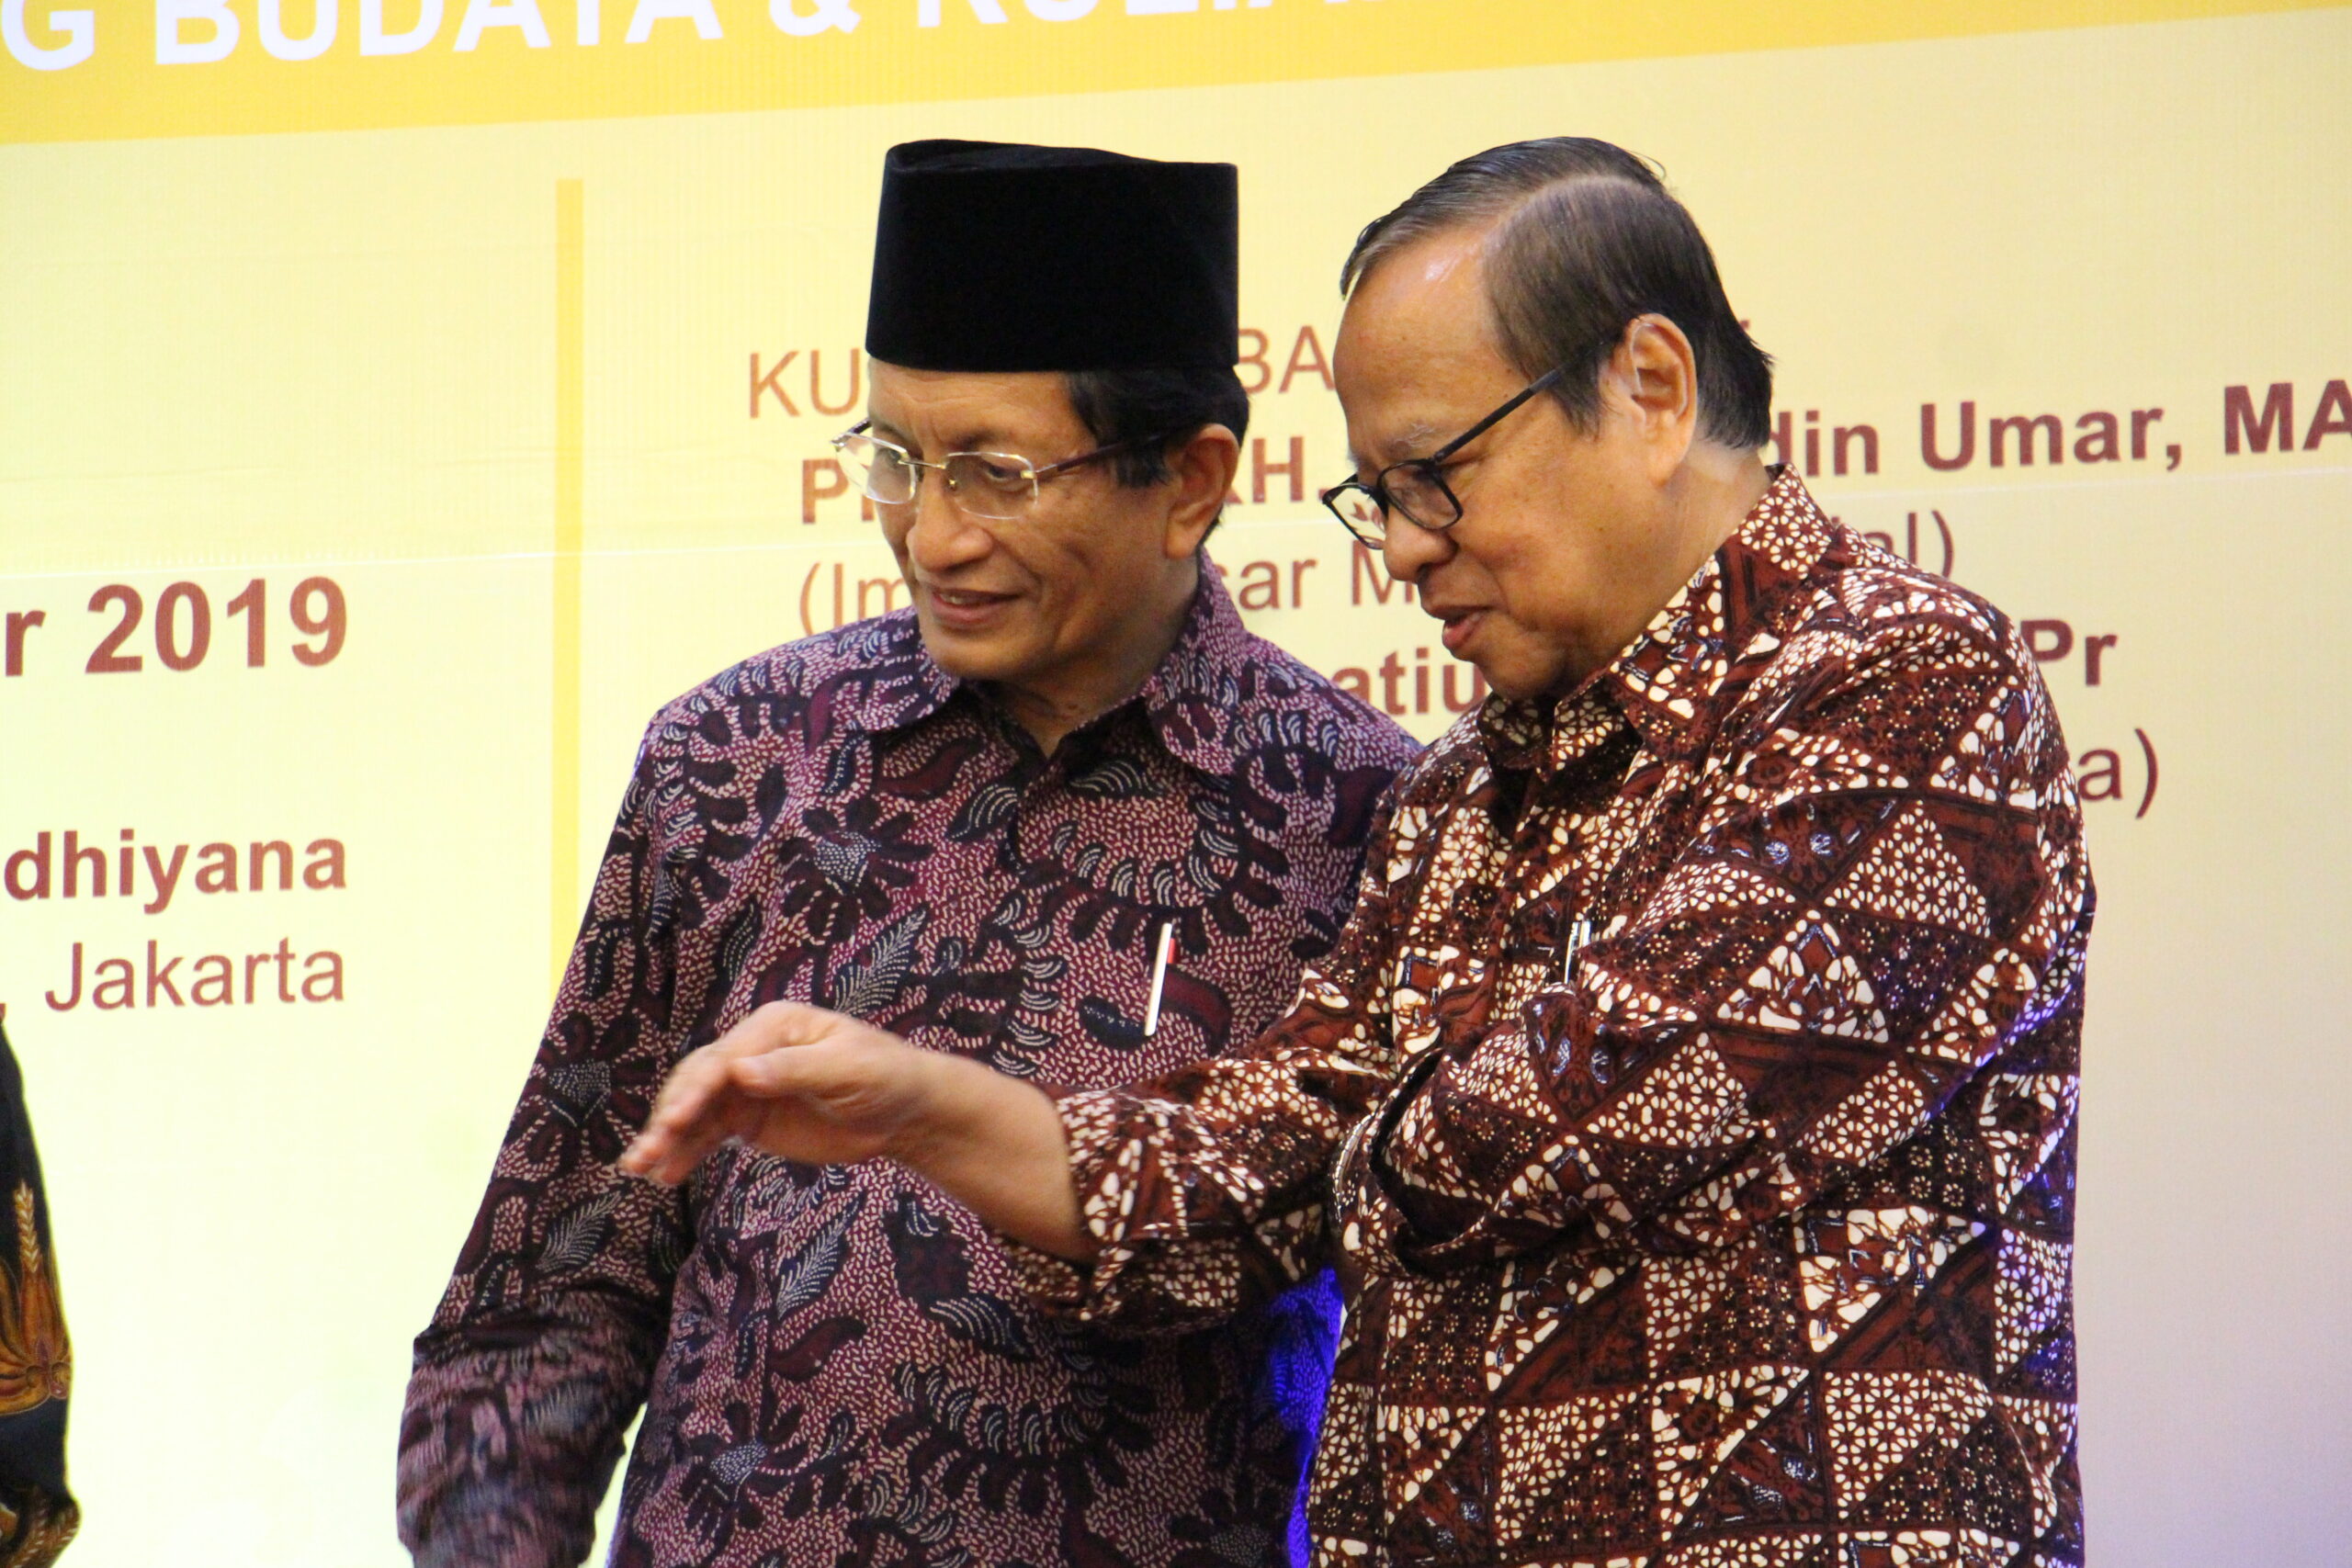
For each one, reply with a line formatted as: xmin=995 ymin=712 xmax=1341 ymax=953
xmin=1317 ymin=365 xmax=1566 ymax=547
xmin=625 ymin=135 xmax=2092 ymax=1568
xmin=400 ymin=140 xmax=1415 ymax=1568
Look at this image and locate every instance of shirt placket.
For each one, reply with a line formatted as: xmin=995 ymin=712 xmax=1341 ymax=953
xmin=1495 ymin=750 xmax=1614 ymax=1013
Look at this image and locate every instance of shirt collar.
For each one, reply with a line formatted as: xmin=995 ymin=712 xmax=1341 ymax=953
xmin=1478 ymin=466 xmax=1836 ymax=773
xmin=1128 ymin=565 xmax=1256 ymax=778
xmin=802 ymin=610 xmax=957 ymax=739
xmin=830 ymin=564 xmax=1258 ymax=779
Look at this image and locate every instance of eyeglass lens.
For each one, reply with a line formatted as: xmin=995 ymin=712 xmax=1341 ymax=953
xmin=1329 ymin=487 xmax=1385 ymax=543
xmin=1380 ymin=466 xmax=1462 ymax=532
xmin=1332 ymin=466 xmax=1460 ymax=544
xmin=839 ymin=435 xmax=1038 ymax=522
xmin=843 ymin=437 xmax=915 ymax=502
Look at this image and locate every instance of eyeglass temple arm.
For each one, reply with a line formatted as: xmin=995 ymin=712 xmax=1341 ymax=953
xmin=1428 ymin=366 xmax=1567 ymax=464
xmin=1027 ymin=429 xmax=1168 ymax=481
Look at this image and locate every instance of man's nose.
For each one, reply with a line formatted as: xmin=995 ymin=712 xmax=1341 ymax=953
xmin=903 ymin=475 xmax=993 ymax=574
xmin=1380 ymin=510 xmax=1453 ymax=591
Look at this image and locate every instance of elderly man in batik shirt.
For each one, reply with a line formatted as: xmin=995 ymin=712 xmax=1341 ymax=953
xmin=626 ymin=138 xmax=2093 ymax=1568
xmin=399 ymin=141 xmax=1418 ymax=1568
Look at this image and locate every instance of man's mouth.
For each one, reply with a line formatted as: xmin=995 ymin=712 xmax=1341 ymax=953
xmin=1427 ymin=603 xmax=1487 ymax=655
xmin=922 ymin=583 xmax=1020 ymax=628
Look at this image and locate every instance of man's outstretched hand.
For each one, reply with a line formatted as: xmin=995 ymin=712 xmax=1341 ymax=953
xmin=618 ymin=1000 xmax=1093 ymax=1261
xmin=618 ymin=1002 xmax=935 ymax=1183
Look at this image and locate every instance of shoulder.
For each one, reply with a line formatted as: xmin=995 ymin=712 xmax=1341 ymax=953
xmin=637 ymin=610 xmax=936 ymax=764
xmin=613 ymin=612 xmax=941 ymax=862
xmin=1221 ymin=628 xmax=1423 ymax=776
xmin=1730 ymin=526 xmax=2067 ymax=795
xmin=1150 ymin=625 xmax=1419 ymax=853
xmin=1823 ymin=531 xmax=2018 ymax=654
xmin=1747 ymin=528 xmax=2036 ymax=699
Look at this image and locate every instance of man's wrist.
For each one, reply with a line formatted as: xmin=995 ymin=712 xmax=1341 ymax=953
xmin=883 ymin=1047 xmax=992 ymax=1174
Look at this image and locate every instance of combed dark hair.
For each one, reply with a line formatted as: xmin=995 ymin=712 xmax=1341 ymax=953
xmin=1065 ymin=366 xmax=1251 ymax=489
xmin=1340 ymin=137 xmax=1772 ymax=450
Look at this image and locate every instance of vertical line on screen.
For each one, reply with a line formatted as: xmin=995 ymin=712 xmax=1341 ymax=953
xmin=551 ymin=178 xmax=586 ymax=993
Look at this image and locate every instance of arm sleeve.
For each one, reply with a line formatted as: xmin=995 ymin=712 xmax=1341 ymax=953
xmin=397 ymin=727 xmax=696 ymax=1568
xmin=0 ymin=1023 xmax=80 ymax=1568
xmin=1001 ymin=796 xmax=1413 ymax=1336
xmin=1350 ymin=614 xmax=2093 ymax=1275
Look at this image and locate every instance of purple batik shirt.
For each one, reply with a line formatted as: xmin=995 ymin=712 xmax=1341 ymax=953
xmin=398 ymin=567 xmax=1419 ymax=1568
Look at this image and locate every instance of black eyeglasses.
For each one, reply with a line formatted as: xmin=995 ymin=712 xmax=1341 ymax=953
xmin=1318 ymin=367 xmax=1566 ymax=547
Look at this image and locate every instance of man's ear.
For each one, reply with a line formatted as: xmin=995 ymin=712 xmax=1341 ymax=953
xmin=1163 ymin=423 xmax=1242 ymax=558
xmin=1611 ymin=313 xmax=1700 ymax=482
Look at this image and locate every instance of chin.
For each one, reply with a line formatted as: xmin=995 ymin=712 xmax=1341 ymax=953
xmin=1463 ymin=632 xmax=1581 ymax=705
xmin=915 ymin=622 xmax=1022 ymax=683
xmin=918 ymin=638 xmax=996 ymax=682
xmin=1473 ymin=660 xmax=1553 ymax=704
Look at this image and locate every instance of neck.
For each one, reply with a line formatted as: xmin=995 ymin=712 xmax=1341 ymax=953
xmin=1559 ymin=444 xmax=1772 ymax=697
xmin=993 ymin=557 xmax=1201 ymax=755
xmin=1664 ymin=440 xmax=1773 ymax=574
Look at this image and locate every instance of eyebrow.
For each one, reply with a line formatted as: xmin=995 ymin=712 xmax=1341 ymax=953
xmin=867 ymin=418 xmax=1025 ymax=457
xmin=1351 ymin=419 xmax=1447 ymax=471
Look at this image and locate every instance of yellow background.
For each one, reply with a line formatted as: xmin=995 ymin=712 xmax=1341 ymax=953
xmin=3 ymin=5 xmax=2349 ymax=1563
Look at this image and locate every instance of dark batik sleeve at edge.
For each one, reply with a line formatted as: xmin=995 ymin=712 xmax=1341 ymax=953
xmin=1004 ymin=795 xmax=1408 ymax=1334
xmin=0 ymin=1022 xmax=78 ymax=1568
xmin=398 ymin=725 xmax=695 ymax=1568
xmin=1354 ymin=612 xmax=2095 ymax=1274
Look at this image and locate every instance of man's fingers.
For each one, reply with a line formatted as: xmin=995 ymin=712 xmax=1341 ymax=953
xmin=621 ymin=1043 xmax=748 ymax=1180
xmin=632 ymin=1043 xmax=733 ymax=1139
xmin=735 ymin=999 xmax=847 ymax=1053
xmin=729 ymin=1043 xmax=828 ymax=1096
xmin=619 ymin=1023 xmax=827 ymax=1180
xmin=624 ymin=1121 xmax=720 ymax=1187
xmin=630 ymin=1082 xmax=766 ymax=1185
xmin=618 ymin=1004 xmax=888 ymax=1182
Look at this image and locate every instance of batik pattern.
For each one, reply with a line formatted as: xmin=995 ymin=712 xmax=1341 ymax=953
xmin=0 ymin=1025 xmax=75 ymax=1568
xmin=1018 ymin=471 xmax=2093 ymax=1568
xmin=399 ymin=570 xmax=1419 ymax=1568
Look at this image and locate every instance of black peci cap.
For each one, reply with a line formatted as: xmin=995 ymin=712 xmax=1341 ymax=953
xmin=865 ymin=140 xmax=1239 ymax=374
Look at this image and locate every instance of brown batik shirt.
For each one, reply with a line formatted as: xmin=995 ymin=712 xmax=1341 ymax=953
xmin=398 ymin=569 xmax=1419 ymax=1568
xmin=1016 ymin=471 xmax=2093 ymax=1568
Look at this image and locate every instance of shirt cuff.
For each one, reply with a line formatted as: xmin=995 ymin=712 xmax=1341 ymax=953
xmin=996 ymin=1085 xmax=1136 ymax=1320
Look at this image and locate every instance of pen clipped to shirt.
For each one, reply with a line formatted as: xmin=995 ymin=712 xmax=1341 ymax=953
xmin=1561 ymin=914 xmax=1594 ymax=983
xmin=1143 ymin=919 xmax=1175 ymax=1039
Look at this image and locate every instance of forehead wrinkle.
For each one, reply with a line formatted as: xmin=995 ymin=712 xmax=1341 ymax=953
xmin=1363 ymin=418 xmax=1445 ymax=468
